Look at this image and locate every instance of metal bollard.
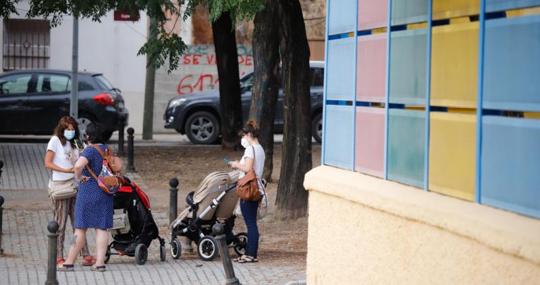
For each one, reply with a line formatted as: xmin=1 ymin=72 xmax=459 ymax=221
xmin=127 ymin=127 xmax=135 ymax=171
xmin=0 ymin=195 xmax=4 ymax=255
xmin=118 ymin=124 xmax=125 ymax=156
xmin=212 ymin=223 xmax=241 ymax=285
xmin=169 ymin=178 xmax=179 ymax=225
xmin=45 ymin=221 xmax=59 ymax=285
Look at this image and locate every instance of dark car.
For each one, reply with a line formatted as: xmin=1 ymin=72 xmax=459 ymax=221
xmin=0 ymin=69 xmax=128 ymax=141
xmin=164 ymin=61 xmax=324 ymax=144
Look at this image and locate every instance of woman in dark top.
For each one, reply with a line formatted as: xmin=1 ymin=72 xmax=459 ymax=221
xmin=58 ymin=123 xmax=114 ymax=272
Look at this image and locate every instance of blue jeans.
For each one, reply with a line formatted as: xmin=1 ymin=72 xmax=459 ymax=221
xmin=240 ymin=199 xmax=259 ymax=258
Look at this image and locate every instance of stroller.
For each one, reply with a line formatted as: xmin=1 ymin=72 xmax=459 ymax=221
xmin=105 ymin=177 xmax=166 ymax=265
xmin=169 ymin=171 xmax=247 ymax=261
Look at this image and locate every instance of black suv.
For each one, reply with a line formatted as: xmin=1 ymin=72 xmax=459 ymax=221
xmin=0 ymin=70 xmax=129 ymax=141
xmin=164 ymin=61 xmax=324 ymax=144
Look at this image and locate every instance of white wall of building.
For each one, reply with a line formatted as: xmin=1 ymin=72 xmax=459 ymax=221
xmin=4 ymin=1 xmax=148 ymax=133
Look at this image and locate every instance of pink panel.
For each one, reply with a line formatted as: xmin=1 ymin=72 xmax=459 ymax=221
xmin=356 ymin=34 xmax=387 ymax=103
xmin=355 ymin=107 xmax=385 ymax=177
xmin=358 ymin=0 xmax=388 ymax=30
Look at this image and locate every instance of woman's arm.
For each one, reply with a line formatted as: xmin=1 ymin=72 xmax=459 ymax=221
xmin=231 ymin=157 xmax=254 ymax=173
xmin=44 ymin=150 xmax=73 ymax=173
xmin=74 ymin=156 xmax=89 ymax=180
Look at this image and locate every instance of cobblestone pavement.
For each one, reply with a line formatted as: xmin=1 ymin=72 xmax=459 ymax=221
xmin=0 ymin=209 xmax=305 ymax=285
xmin=0 ymin=143 xmax=49 ymax=190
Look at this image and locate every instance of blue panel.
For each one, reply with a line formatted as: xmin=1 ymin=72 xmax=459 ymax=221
xmin=327 ymin=37 xmax=356 ymax=101
xmin=392 ymin=0 xmax=429 ymax=25
xmin=324 ymin=105 xmax=355 ymax=170
xmin=328 ymin=0 xmax=357 ymax=35
xmin=481 ymin=116 xmax=540 ymax=218
xmin=486 ymin=0 xmax=540 ymax=12
xmin=389 ymin=29 xmax=427 ymax=105
xmin=484 ymin=15 xmax=540 ymax=112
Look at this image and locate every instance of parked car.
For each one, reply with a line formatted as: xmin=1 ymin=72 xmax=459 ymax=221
xmin=0 ymin=69 xmax=128 ymax=141
xmin=164 ymin=61 xmax=324 ymax=144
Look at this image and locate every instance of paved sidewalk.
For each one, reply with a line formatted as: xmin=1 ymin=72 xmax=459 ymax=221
xmin=0 ymin=143 xmax=49 ymax=190
xmin=0 ymin=209 xmax=305 ymax=285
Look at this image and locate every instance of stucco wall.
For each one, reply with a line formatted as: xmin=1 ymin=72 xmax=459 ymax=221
xmin=304 ymin=166 xmax=540 ymax=285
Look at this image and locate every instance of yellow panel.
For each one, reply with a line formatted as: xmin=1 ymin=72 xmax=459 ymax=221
xmin=433 ymin=0 xmax=480 ymax=20
xmin=507 ymin=7 xmax=540 ymax=18
xmin=429 ymin=112 xmax=476 ymax=201
xmin=524 ymin=112 xmax=540 ymax=119
xmin=431 ymin=22 xmax=479 ymax=108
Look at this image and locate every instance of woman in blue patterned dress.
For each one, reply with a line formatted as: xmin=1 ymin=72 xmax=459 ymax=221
xmin=59 ymin=123 xmax=113 ymax=272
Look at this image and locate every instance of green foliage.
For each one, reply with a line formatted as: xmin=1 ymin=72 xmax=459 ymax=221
xmin=188 ymin=0 xmax=264 ymax=23
xmin=0 ymin=0 xmax=19 ymax=18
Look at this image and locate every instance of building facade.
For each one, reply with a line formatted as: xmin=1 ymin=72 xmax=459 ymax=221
xmin=1 ymin=0 xmax=148 ymax=133
xmin=304 ymin=0 xmax=540 ymax=283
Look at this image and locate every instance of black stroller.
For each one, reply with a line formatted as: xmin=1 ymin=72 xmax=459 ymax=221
xmin=169 ymin=171 xmax=247 ymax=261
xmin=105 ymin=177 xmax=166 ymax=265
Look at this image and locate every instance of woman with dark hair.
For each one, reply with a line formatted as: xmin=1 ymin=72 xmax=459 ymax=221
xmin=44 ymin=116 xmax=94 ymax=267
xmin=228 ymin=121 xmax=266 ymax=263
xmin=59 ymin=123 xmax=114 ymax=272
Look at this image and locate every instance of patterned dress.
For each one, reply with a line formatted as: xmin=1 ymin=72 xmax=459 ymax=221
xmin=74 ymin=144 xmax=113 ymax=230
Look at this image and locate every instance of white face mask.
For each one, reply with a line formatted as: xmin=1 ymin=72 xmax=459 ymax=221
xmin=241 ymin=137 xmax=250 ymax=149
xmin=64 ymin=130 xmax=76 ymax=140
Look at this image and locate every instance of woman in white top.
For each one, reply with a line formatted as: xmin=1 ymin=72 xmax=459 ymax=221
xmin=229 ymin=122 xmax=265 ymax=263
xmin=44 ymin=116 xmax=94 ymax=267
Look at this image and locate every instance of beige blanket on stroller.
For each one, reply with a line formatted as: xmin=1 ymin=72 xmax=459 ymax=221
xmin=170 ymin=170 xmax=241 ymax=229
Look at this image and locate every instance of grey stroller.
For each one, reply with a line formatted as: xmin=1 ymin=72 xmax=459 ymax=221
xmin=169 ymin=171 xmax=247 ymax=261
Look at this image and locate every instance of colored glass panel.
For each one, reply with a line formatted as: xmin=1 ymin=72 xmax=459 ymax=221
xmin=328 ymin=0 xmax=357 ymax=35
xmin=355 ymin=107 xmax=385 ymax=177
xmin=324 ymin=105 xmax=355 ymax=170
xmin=358 ymin=0 xmax=388 ymax=30
xmin=431 ymin=22 xmax=479 ymax=108
xmin=327 ymin=37 xmax=356 ymax=101
xmin=433 ymin=0 xmax=480 ymax=20
xmin=356 ymin=34 xmax=387 ymax=103
xmin=389 ymin=29 xmax=427 ymax=105
xmin=481 ymin=116 xmax=540 ymax=218
xmin=392 ymin=0 xmax=429 ymax=25
xmin=484 ymin=15 xmax=540 ymax=112
xmin=487 ymin=0 xmax=540 ymax=12
xmin=429 ymin=112 xmax=476 ymax=201
xmin=388 ymin=109 xmax=425 ymax=188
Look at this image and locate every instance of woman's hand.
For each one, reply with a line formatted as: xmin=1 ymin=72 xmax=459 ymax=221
xmin=229 ymin=160 xmax=240 ymax=169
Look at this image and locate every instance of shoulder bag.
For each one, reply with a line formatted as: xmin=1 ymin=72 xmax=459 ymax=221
xmin=236 ymin=146 xmax=261 ymax=201
xmin=85 ymin=145 xmax=121 ymax=195
xmin=48 ymin=179 xmax=77 ymax=200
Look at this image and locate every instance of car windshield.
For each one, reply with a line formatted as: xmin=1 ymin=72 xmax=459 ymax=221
xmin=240 ymin=73 xmax=253 ymax=89
xmin=93 ymin=74 xmax=114 ymax=90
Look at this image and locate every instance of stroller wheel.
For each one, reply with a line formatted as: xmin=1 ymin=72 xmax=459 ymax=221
xmin=134 ymin=244 xmax=148 ymax=265
xmin=198 ymin=236 xmax=218 ymax=261
xmin=170 ymin=239 xmax=182 ymax=259
xmin=233 ymin=232 xmax=248 ymax=257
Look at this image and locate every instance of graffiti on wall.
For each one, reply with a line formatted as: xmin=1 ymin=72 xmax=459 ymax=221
xmin=175 ymin=45 xmax=254 ymax=95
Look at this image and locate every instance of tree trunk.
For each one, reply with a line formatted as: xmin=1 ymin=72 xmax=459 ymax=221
xmin=142 ymin=16 xmax=158 ymax=140
xmin=249 ymin=0 xmax=280 ymax=182
xmin=275 ymin=0 xmax=312 ymax=219
xmin=212 ymin=12 xmax=243 ymax=149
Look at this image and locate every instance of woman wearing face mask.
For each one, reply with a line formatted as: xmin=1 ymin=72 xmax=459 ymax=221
xmin=228 ymin=121 xmax=266 ymax=263
xmin=44 ymin=116 xmax=94 ymax=267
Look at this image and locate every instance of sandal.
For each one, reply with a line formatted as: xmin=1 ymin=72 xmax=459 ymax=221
xmin=56 ymin=257 xmax=65 ymax=266
xmin=57 ymin=264 xmax=74 ymax=272
xmin=82 ymin=255 xmax=96 ymax=266
xmin=91 ymin=265 xmax=106 ymax=272
xmin=237 ymin=255 xmax=258 ymax=263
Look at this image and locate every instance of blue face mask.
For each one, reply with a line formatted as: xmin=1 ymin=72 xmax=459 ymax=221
xmin=64 ymin=130 xmax=76 ymax=141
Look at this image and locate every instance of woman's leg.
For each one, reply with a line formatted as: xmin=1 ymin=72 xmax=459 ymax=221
xmin=240 ymin=200 xmax=260 ymax=258
xmin=94 ymin=229 xmax=109 ymax=267
xmin=68 ymin=198 xmax=91 ymax=257
xmin=64 ymin=228 xmax=87 ymax=265
xmin=53 ymin=198 xmax=69 ymax=259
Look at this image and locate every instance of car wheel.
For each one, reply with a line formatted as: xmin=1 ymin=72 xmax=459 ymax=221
xmin=77 ymin=117 xmax=93 ymax=139
xmin=185 ymin=111 xmax=220 ymax=144
xmin=312 ymin=113 xmax=322 ymax=144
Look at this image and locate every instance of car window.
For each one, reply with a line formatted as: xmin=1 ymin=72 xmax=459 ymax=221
xmin=34 ymin=74 xmax=70 ymax=93
xmin=93 ymin=74 xmax=114 ymax=90
xmin=67 ymin=80 xmax=96 ymax=91
xmin=0 ymin=73 xmax=32 ymax=95
xmin=240 ymin=73 xmax=254 ymax=90
xmin=311 ymin=68 xmax=324 ymax=87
